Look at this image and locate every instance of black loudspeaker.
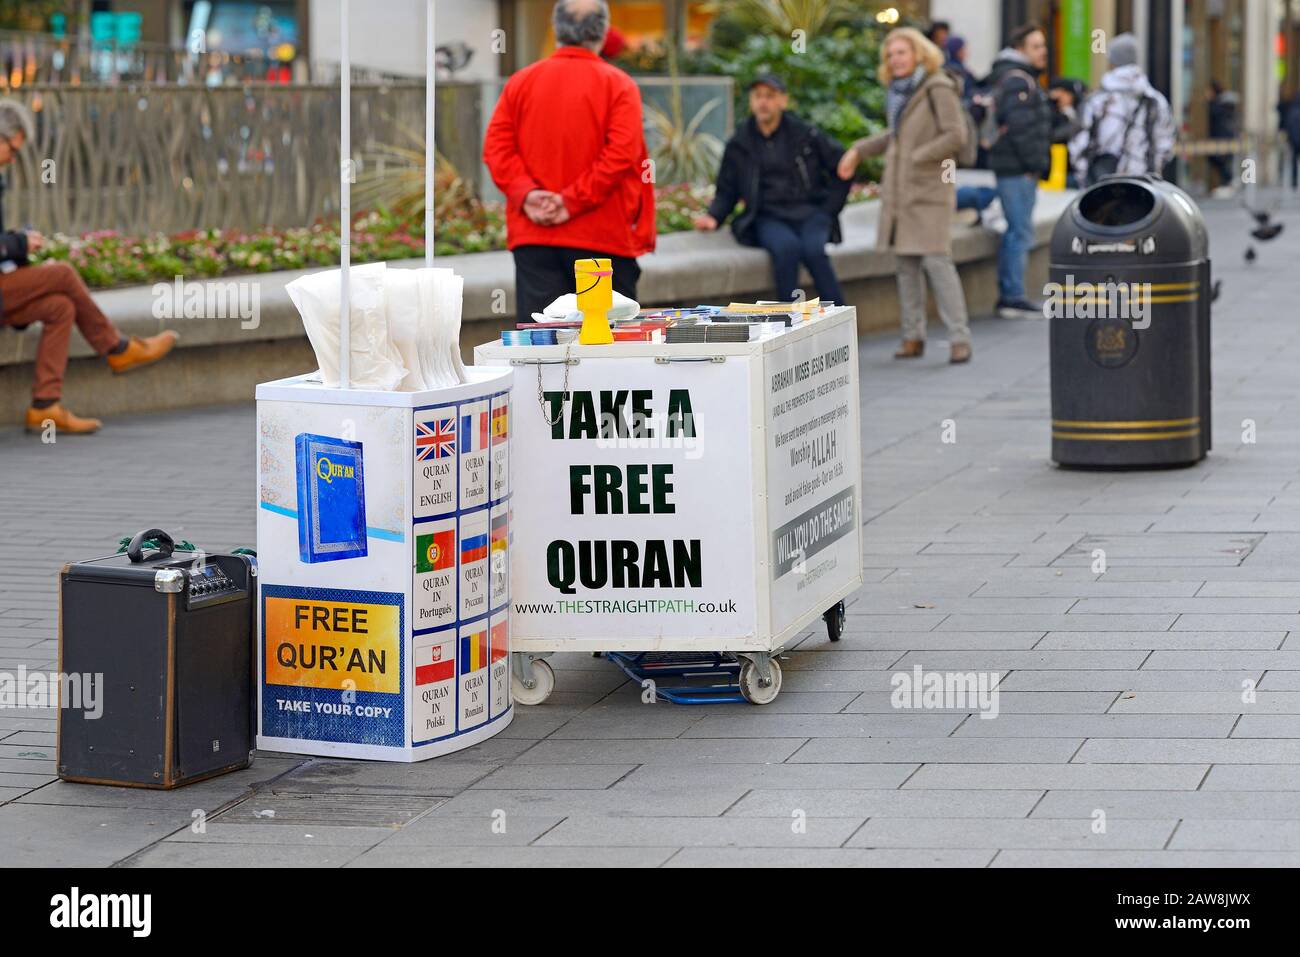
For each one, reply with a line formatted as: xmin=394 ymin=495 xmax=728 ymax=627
xmin=58 ymin=529 xmax=256 ymax=788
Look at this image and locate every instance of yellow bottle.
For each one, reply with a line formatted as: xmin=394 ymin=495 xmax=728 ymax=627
xmin=575 ymin=257 xmax=614 ymax=345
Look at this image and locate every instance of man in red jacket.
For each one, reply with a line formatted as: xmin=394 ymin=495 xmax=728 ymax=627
xmin=483 ymin=0 xmax=656 ymax=324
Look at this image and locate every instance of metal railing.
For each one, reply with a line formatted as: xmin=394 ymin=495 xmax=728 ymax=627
xmin=1 ymin=76 xmax=736 ymax=237
xmin=0 ymin=28 xmax=411 ymax=88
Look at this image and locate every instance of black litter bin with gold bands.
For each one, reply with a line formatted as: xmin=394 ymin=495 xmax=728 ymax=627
xmin=1048 ymin=175 xmax=1211 ymax=468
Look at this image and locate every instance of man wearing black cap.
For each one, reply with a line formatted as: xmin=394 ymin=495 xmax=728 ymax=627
xmin=694 ymin=73 xmax=851 ymax=306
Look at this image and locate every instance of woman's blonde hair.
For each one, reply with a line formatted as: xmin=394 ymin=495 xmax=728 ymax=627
xmin=877 ymin=27 xmax=945 ymax=85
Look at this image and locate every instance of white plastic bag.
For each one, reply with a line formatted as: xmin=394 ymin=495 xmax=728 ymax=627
xmin=286 ymin=262 xmax=406 ymax=391
xmin=383 ymin=268 xmax=428 ymax=392
xmin=407 ymin=267 xmax=467 ymax=390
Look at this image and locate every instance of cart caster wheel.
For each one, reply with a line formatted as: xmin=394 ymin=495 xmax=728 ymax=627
xmin=512 ymin=658 xmax=555 ymax=706
xmin=739 ymin=658 xmax=782 ymax=705
xmin=824 ymin=600 xmax=846 ymax=642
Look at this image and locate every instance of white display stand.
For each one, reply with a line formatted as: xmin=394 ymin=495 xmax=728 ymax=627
xmin=255 ymin=368 xmax=514 ymax=760
xmin=250 ymin=1 xmax=515 ymax=760
xmin=473 ymin=305 xmax=863 ymax=704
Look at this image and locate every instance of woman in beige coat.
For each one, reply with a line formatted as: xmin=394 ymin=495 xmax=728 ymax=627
xmin=838 ymin=27 xmax=972 ymax=363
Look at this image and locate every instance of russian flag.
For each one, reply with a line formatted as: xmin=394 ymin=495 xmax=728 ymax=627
xmin=461 ymin=532 xmax=489 ymax=563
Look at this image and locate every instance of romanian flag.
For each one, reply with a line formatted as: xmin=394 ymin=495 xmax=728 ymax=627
xmin=415 ymin=641 xmax=454 ymax=684
xmin=490 ymin=512 xmax=508 ymax=556
xmin=461 ymin=410 xmax=489 ymax=452
xmin=491 ymin=404 xmax=508 ymax=445
xmin=461 ymin=630 xmax=488 ymax=672
xmin=416 ymin=529 xmax=455 ymax=573
xmin=490 ymin=620 xmax=508 ymax=662
xmin=461 ymin=531 xmax=488 ymax=563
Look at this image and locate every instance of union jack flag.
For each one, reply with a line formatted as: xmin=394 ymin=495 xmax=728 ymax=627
xmin=415 ymin=418 xmax=456 ymax=461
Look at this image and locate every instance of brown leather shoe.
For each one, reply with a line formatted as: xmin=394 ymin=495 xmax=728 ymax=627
xmin=894 ymin=339 xmax=924 ymax=359
xmin=107 ymin=331 xmax=178 ymax=374
xmin=949 ymin=342 xmax=972 ymax=364
xmin=25 ymin=403 xmax=102 ymax=435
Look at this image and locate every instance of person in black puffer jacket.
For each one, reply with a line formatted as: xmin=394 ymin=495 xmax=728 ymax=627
xmin=981 ymin=24 xmax=1052 ymax=319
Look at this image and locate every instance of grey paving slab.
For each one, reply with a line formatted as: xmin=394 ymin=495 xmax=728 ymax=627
xmin=377 ymin=815 xmax=564 ymax=846
xmin=346 ymin=845 xmax=678 ymax=867
xmin=953 ymin=714 xmax=1236 ymax=737
xmin=789 ymin=737 xmax=1084 ymax=764
xmin=664 ymin=847 xmax=998 ymax=867
xmin=830 ymin=631 xmax=1047 ymax=649
xmin=973 ymin=581 xmax=1205 ymax=597
xmin=846 ymin=818 xmax=1176 ymax=849
xmin=782 ymin=651 xmax=905 ymax=671
xmin=1198 ymin=582 xmax=1300 ymax=597
xmin=890 ymin=650 xmax=1151 ymax=670
xmin=680 ymin=713 xmax=965 ymax=738
xmin=162 ymin=823 xmax=396 ymax=846
xmin=1233 ymin=716 xmax=1300 ymax=737
xmin=122 ymin=842 xmax=362 ymax=867
xmin=0 ymin=803 xmax=194 ymax=866
xmin=990 ymin=849 xmax=1300 ymax=867
xmin=1256 ymin=671 xmax=1300 ymax=690
xmin=724 ymin=788 xmax=1042 ymax=818
xmin=469 ymin=764 xmax=637 ymax=790
xmin=902 ymin=763 xmax=1208 ymax=790
xmin=533 ymin=711 xmax=708 ymax=740
xmin=1201 ymin=765 xmax=1300 ymax=790
xmin=1074 ymin=739 xmax=1300 ymax=764
xmin=1038 ymin=631 xmax=1285 ymax=650
xmin=535 ymin=815 xmax=864 ymax=848
xmin=1031 ymin=789 xmax=1300 ymax=820
xmin=1073 ymin=597 xmax=1300 ymax=614
xmin=1107 ymin=691 xmax=1300 ymax=714
xmin=429 ymin=787 xmax=747 ymax=817
xmin=841 ymin=691 xmax=1114 ymax=714
xmin=1142 ymin=651 xmax=1300 ymax=669
xmin=781 ymin=671 xmax=948 ymax=692
xmin=998 ymin=670 xmax=1263 ymax=691
xmin=1170 ymin=820 xmax=1300 ymax=851
xmin=511 ymin=738 xmax=806 ymax=765
xmin=934 ymin=614 xmax=1178 ymax=632
xmin=614 ymin=763 xmax=917 ymax=790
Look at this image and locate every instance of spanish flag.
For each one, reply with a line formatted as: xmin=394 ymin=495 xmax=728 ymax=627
xmin=461 ymin=630 xmax=488 ymax=672
xmin=491 ymin=404 xmax=508 ymax=445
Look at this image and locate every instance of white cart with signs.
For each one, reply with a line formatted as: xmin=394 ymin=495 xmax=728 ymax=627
xmin=473 ymin=305 xmax=863 ymax=705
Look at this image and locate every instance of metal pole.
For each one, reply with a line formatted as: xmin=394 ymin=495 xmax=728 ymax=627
xmin=339 ymin=0 xmax=351 ymax=389
xmin=426 ymin=0 xmax=435 ymax=267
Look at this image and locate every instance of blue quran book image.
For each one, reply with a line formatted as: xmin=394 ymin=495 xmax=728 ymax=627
xmin=294 ymin=433 xmax=368 ymax=563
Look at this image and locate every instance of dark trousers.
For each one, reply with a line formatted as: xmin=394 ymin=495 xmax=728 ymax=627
xmin=512 ymin=245 xmax=641 ymax=324
xmin=1208 ymin=154 xmax=1233 ymax=189
xmin=753 ymin=211 xmax=845 ymax=305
